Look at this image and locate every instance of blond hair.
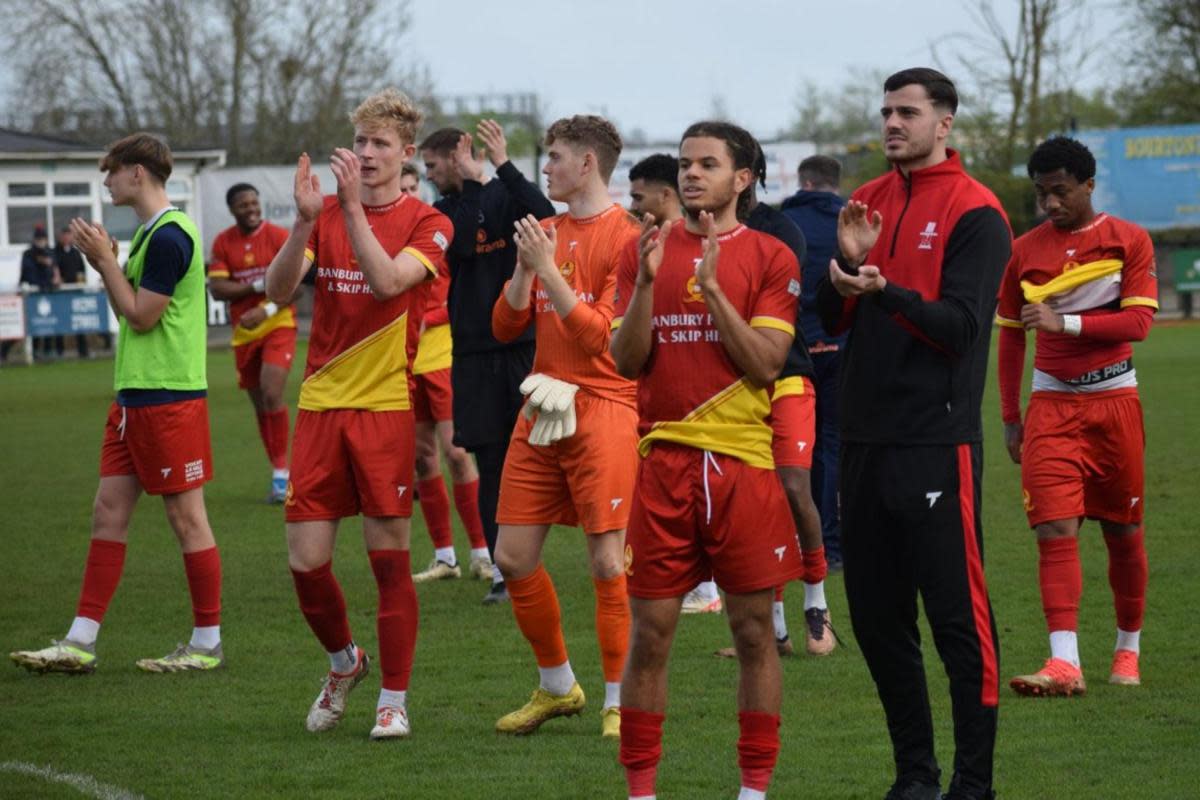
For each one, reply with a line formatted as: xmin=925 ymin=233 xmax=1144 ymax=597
xmin=350 ymin=88 xmax=423 ymax=145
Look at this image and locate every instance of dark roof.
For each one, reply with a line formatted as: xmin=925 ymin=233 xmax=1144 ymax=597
xmin=0 ymin=127 xmax=99 ymax=153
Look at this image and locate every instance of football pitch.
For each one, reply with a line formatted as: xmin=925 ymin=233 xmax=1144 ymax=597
xmin=1 ymin=326 xmax=1198 ymax=800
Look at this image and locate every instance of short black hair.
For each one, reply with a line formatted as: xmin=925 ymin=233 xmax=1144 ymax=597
xmin=226 ymin=182 xmax=258 ymax=207
xmin=1026 ymin=135 xmax=1096 ymax=183
xmin=680 ymin=120 xmax=761 ymax=220
xmin=798 ymin=155 xmax=841 ymax=190
xmin=418 ymin=127 xmax=466 ymax=155
xmin=883 ymin=67 xmax=958 ymax=114
xmin=629 ymin=153 xmax=679 ymax=193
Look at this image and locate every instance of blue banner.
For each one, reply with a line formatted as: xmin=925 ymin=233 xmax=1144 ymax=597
xmin=1075 ymin=124 xmax=1200 ymax=231
xmin=23 ymin=290 xmax=112 ymax=337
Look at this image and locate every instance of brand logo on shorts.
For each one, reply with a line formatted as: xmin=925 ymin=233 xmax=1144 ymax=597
xmin=161 ymin=467 xmax=172 ymax=478
xmin=397 ymin=485 xmax=408 ymax=498
xmin=611 ymin=498 xmax=623 ymax=511
xmin=184 ymin=459 xmax=204 ymax=483
xmin=624 ymin=544 xmax=634 ymax=577
xmin=796 ymin=441 xmax=808 ymax=452
xmin=925 ymin=491 xmax=942 ymax=508
xmin=1131 ymin=496 xmax=1140 ymax=508
xmin=774 ymin=546 xmax=786 ymax=562
xmin=918 ymin=221 xmax=938 ymax=250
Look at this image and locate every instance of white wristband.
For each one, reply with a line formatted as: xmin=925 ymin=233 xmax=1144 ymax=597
xmin=262 ymin=302 xmax=279 ymax=317
xmin=1061 ymin=314 xmax=1082 ymax=336
xmin=252 ymin=277 xmax=266 ymax=293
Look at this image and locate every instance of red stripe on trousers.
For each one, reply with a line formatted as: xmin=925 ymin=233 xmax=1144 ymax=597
xmin=957 ymin=444 xmax=998 ymax=707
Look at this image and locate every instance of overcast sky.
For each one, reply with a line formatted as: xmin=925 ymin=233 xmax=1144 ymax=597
xmin=407 ymin=0 xmax=1122 ymax=143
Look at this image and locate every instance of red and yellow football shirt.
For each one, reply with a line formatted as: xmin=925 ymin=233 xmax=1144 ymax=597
xmin=996 ymin=212 xmax=1158 ymax=380
xmin=410 ymin=248 xmax=452 ymax=376
xmin=300 ymin=194 xmax=451 ymax=411
xmin=613 ymin=223 xmax=800 ymax=469
xmin=492 ymin=203 xmax=639 ymax=406
xmin=207 ymin=221 xmax=292 ymax=345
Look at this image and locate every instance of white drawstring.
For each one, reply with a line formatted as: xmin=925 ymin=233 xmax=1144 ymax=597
xmin=118 ymin=406 xmax=127 ymax=441
xmin=702 ymin=450 xmax=723 ymax=524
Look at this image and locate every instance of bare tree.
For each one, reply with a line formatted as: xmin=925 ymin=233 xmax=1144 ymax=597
xmin=786 ymin=69 xmax=885 ymax=147
xmin=0 ymin=0 xmax=431 ymax=164
xmin=1119 ymin=0 xmax=1200 ymax=123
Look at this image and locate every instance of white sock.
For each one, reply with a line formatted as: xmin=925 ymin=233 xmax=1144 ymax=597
xmin=377 ymin=688 xmax=406 ymax=711
xmin=538 ymin=661 xmax=576 ymax=696
xmin=695 ymin=580 xmax=719 ymax=601
xmin=329 ymin=641 xmax=359 ymax=674
xmin=1049 ymin=630 xmax=1080 ymax=666
xmin=803 ymin=581 xmax=826 ymax=610
xmin=190 ymin=625 xmax=220 ymax=650
xmin=470 ymin=547 xmax=490 ymax=561
xmin=604 ymin=681 xmax=621 ymax=709
xmin=435 ymin=546 xmax=457 ymax=566
xmin=493 ymin=567 xmax=505 ymax=586
xmin=272 ymin=467 xmax=289 ymax=480
xmin=738 ymin=788 xmax=766 ymax=800
xmin=772 ymin=601 xmax=788 ymax=641
xmin=66 ymin=616 xmax=100 ymax=646
xmin=630 ymin=796 xmax=656 ymax=800
xmin=1116 ymin=628 xmax=1141 ymax=653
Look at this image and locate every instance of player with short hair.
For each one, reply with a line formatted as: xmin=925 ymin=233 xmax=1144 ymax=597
xmin=628 ymin=154 xmax=681 ymax=224
xmin=998 ymin=136 xmax=1156 ymax=696
xmin=420 ymin=121 xmax=557 ymax=604
xmin=207 ymin=183 xmax=295 ymax=502
xmin=11 ymin=132 xmax=224 ymax=675
xmin=612 ymin=120 xmax=804 ymax=800
xmin=490 ymin=115 xmax=640 ymax=739
xmin=264 ymin=87 xmax=452 ymax=740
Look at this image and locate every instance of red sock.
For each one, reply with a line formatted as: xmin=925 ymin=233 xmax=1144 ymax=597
xmin=453 ymin=479 xmax=486 ymax=550
xmin=773 ymin=584 xmax=785 ymax=602
xmin=417 ymin=476 xmax=453 ymax=550
xmin=593 ymin=573 xmax=631 ymax=682
xmin=76 ymin=540 xmax=126 ymax=622
xmin=738 ymin=711 xmax=781 ymax=792
xmin=291 ymin=561 xmax=352 ymax=653
xmin=1038 ymin=536 xmax=1082 ymax=632
xmin=263 ymin=408 xmax=290 ymax=470
xmin=507 ymin=564 xmax=568 ymax=667
xmin=1103 ymin=527 xmax=1147 ymax=632
xmin=255 ymin=412 xmax=272 ymax=465
xmin=802 ymin=545 xmax=827 ymax=584
xmin=369 ymin=550 xmax=419 ymax=691
xmin=619 ymin=707 xmax=664 ymax=798
xmin=183 ymin=547 xmax=222 ymax=627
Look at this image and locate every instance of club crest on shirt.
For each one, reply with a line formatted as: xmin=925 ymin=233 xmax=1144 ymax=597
xmin=684 ymin=275 xmax=705 ymax=304
xmin=917 ymin=221 xmax=938 ymax=250
xmin=242 ymin=251 xmax=256 ymax=267
xmin=559 ymin=260 xmax=576 ymax=279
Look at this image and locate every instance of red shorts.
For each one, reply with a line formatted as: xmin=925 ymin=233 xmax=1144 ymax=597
xmin=769 ymin=378 xmax=816 ymax=469
xmin=234 ymin=326 xmax=297 ymax=390
xmin=497 ymin=392 xmax=639 ymax=534
xmin=625 ymin=443 xmax=804 ymax=598
xmin=412 ymin=367 xmax=453 ymax=424
xmin=286 ymin=408 xmax=416 ymax=521
xmin=99 ymin=399 xmax=213 ymax=495
xmin=1021 ymin=388 xmax=1145 ymax=527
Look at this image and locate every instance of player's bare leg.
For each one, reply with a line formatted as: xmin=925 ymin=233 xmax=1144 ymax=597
xmin=620 ymin=595 xmax=684 ymax=797
xmin=412 ymin=421 xmax=461 ymax=581
xmin=438 ymin=419 xmax=491 ymax=578
xmin=778 ymin=465 xmax=836 ymax=656
xmin=726 ymin=588 xmax=785 ymax=799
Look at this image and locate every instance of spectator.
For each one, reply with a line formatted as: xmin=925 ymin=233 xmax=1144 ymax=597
xmin=20 ymin=224 xmax=61 ymax=359
xmin=55 ymin=225 xmax=92 ymax=357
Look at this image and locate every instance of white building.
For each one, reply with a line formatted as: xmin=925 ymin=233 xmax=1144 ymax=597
xmin=0 ymin=128 xmax=225 ymax=290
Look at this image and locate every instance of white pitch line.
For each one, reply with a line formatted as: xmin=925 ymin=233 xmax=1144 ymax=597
xmin=0 ymin=761 xmax=145 ymax=800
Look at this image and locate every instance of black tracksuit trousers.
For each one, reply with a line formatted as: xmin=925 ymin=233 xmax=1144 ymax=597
xmin=841 ymin=442 xmax=1000 ymax=799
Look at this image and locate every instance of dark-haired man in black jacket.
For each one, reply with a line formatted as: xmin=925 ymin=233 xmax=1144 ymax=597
xmin=816 ymin=68 xmax=1011 ymax=800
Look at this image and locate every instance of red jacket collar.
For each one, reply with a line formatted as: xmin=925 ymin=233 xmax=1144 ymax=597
xmin=893 ymin=148 xmax=965 ymax=182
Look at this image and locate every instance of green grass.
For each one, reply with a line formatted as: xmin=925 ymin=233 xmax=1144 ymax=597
xmin=1 ymin=328 xmax=1198 ymax=799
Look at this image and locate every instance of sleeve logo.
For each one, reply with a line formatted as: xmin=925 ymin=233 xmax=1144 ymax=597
xmin=787 ymin=278 xmax=801 ymax=296
xmin=433 ymin=231 xmax=449 ymax=251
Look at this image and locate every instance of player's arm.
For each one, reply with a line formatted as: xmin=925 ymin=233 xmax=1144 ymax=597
xmin=611 ymin=217 xmax=669 ymax=378
xmin=475 ymin=118 xmax=555 ymax=222
xmin=441 ymin=132 xmax=487 ymax=261
xmin=696 ymin=212 xmax=793 ymax=387
xmin=995 ymin=251 xmax=1029 ymax=464
xmin=513 ymin=215 xmax=580 ymax=318
xmin=208 ymin=275 xmax=257 ymax=301
xmin=493 ymin=238 xmax=537 ymax=341
xmin=266 ymin=153 xmax=321 ymax=304
xmin=68 ymin=218 xmax=173 ymax=332
xmin=330 ymin=148 xmax=431 ymax=301
xmin=873 ymin=207 xmax=1012 ymax=356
